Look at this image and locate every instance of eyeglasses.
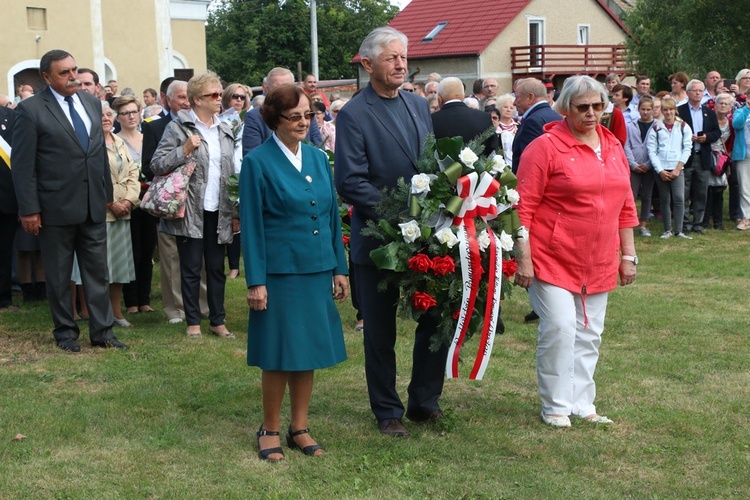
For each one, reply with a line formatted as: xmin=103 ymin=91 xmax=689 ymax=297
xmin=402 ymin=88 xmax=414 ymax=92
xmin=231 ymin=94 xmax=246 ymax=101
xmin=118 ymin=110 xmax=140 ymax=117
xmin=202 ymin=92 xmax=222 ymax=100
xmin=280 ymin=111 xmax=316 ymax=122
xmin=572 ymin=102 xmax=605 ymax=113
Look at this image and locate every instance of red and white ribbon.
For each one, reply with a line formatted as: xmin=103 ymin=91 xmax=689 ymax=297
xmin=446 ymin=172 xmax=504 ymax=380
xmin=453 ymin=171 xmax=501 ymax=225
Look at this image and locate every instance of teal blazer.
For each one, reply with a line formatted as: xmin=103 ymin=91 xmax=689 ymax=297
xmin=240 ymin=138 xmax=348 ymax=287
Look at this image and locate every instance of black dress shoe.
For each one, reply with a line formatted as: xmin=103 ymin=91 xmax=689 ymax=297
xmin=405 ymin=408 xmax=444 ymax=422
xmin=91 ymin=338 xmax=129 ymax=349
xmin=524 ymin=310 xmax=540 ymax=323
xmin=693 ymin=225 xmax=703 ymax=234
xmin=57 ymin=339 xmax=81 ymax=352
xmin=377 ymin=418 xmax=410 ymax=437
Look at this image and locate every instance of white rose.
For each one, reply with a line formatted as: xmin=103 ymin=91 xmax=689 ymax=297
xmin=491 ymin=155 xmax=506 ymax=174
xmin=398 ymin=220 xmax=422 ymax=243
xmin=410 ymin=173 xmax=432 ymax=195
xmin=435 ymin=227 xmax=459 ymax=248
xmin=458 ymin=148 xmax=478 ymax=168
xmin=505 ymin=188 xmax=520 ymax=206
xmin=477 ymin=229 xmax=491 ymax=252
xmin=499 ymin=231 xmax=515 ymax=252
xmin=516 ymin=226 xmax=529 ymax=243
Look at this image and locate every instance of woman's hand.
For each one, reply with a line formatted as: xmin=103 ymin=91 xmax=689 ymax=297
xmin=231 ymin=218 xmax=240 ymax=235
xmin=333 ymin=275 xmax=349 ymax=302
xmin=634 ymin=164 xmax=647 ymax=174
xmin=247 ymin=285 xmax=268 ymax=310
xmin=108 ymin=201 xmax=129 ymax=218
xmin=659 ymin=170 xmax=673 ymax=182
xmin=183 ymin=135 xmax=201 ymax=156
xmin=730 ymin=83 xmax=740 ymax=95
xmin=514 ymin=255 xmax=534 ymax=289
xmin=619 ymin=260 xmax=637 ymax=286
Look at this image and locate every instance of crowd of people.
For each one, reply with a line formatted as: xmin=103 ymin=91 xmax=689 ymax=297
xmin=2 ymin=27 xmax=749 ymax=459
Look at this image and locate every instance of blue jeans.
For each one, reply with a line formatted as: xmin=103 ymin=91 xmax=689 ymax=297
xmin=655 ymin=171 xmax=685 ymax=234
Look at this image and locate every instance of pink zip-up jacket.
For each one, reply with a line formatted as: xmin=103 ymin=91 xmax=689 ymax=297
xmin=516 ymin=119 xmax=638 ymax=296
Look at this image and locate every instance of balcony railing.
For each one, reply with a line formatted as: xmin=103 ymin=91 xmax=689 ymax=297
xmin=511 ymin=44 xmax=632 ymax=80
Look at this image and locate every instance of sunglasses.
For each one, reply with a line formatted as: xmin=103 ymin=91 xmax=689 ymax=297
xmin=232 ymin=94 xmax=246 ymax=101
xmin=572 ymin=102 xmax=605 ymax=113
xmin=280 ymin=111 xmax=316 ymax=122
xmin=202 ymin=92 xmax=222 ymax=100
xmin=402 ymin=88 xmax=414 ymax=92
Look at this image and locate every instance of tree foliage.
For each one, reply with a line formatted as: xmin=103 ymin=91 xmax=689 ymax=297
xmin=624 ymin=0 xmax=750 ymax=88
xmin=206 ymin=0 xmax=398 ymax=86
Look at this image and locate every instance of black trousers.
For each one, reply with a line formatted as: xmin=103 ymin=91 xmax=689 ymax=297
xmin=226 ymin=232 xmax=241 ymax=270
xmin=0 ymin=213 xmax=16 ymax=307
xmin=355 ymin=264 xmax=449 ymax=421
xmin=705 ymin=186 xmax=726 ymax=227
xmin=38 ymin=219 xmax=115 ymax=343
xmin=123 ymin=208 xmax=158 ymax=308
xmin=175 ymin=211 xmax=227 ymax=327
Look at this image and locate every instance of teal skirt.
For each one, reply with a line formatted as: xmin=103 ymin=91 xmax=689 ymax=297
xmin=247 ymin=271 xmax=346 ymax=371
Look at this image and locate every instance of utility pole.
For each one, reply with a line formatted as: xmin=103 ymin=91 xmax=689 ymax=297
xmin=310 ymin=0 xmax=319 ymax=78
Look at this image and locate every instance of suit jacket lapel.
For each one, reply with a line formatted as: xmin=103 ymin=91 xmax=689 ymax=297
xmin=41 ymin=87 xmax=81 ymax=148
xmin=78 ymin=91 xmax=99 ymax=152
xmin=364 ymin=85 xmax=418 ymax=167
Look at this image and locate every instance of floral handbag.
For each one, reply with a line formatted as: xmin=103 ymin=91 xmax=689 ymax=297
xmin=140 ymin=138 xmax=197 ymax=219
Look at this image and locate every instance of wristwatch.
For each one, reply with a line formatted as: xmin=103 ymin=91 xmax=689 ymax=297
xmin=621 ymin=255 xmax=639 ymax=265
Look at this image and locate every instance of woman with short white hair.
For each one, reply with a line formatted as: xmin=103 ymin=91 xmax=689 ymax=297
xmin=516 ymin=75 xmax=638 ymax=427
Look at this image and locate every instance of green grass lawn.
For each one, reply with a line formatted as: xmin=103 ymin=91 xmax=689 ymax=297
xmin=1 ymin=222 xmax=749 ymax=498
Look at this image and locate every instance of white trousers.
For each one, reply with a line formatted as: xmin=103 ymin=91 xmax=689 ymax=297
xmin=529 ymin=280 xmax=609 ymax=417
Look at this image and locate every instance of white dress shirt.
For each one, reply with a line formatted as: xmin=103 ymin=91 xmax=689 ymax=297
xmin=190 ymin=109 xmax=222 ymax=212
xmin=272 ymin=132 xmax=303 ymax=172
xmin=50 ymin=88 xmax=92 ymax=135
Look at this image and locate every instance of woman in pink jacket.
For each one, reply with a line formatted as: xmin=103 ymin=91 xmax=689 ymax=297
xmin=514 ymin=76 xmax=639 ymax=428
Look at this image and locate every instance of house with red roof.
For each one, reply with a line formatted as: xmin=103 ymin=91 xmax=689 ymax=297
xmin=353 ymin=0 xmax=632 ymax=93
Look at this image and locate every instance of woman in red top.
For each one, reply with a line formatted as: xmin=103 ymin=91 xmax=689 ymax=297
xmin=514 ymin=76 xmax=639 ymax=428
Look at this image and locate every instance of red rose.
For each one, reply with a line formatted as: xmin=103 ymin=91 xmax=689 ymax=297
xmin=413 ymin=291 xmax=437 ymax=311
xmin=452 ymin=309 xmax=460 ymax=319
xmin=432 ymin=255 xmax=456 ymax=276
xmin=502 ymin=258 xmax=517 ymax=277
xmin=342 ymin=235 xmax=350 ymax=246
xmin=348 ymin=205 xmax=353 ymax=218
xmin=408 ymin=254 xmax=433 ymax=273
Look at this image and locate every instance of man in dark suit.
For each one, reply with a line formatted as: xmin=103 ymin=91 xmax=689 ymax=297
xmin=431 ymin=77 xmax=498 ymax=156
xmin=241 ymin=67 xmax=322 ymax=156
xmin=678 ymin=79 xmax=721 ymax=233
xmin=0 ymin=105 xmax=16 ymax=309
xmin=11 ymin=49 xmax=126 ymax=351
xmin=335 ymin=27 xmax=444 ymax=438
xmin=511 ymin=78 xmax=562 ymax=173
xmin=511 ymin=78 xmax=562 ymax=323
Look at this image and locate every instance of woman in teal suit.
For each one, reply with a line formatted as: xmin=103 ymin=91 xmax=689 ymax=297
xmin=240 ymin=84 xmax=349 ymax=462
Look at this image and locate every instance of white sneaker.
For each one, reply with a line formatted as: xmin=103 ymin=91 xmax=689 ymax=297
xmin=113 ymin=318 xmax=132 ymax=328
xmin=660 ymin=231 xmax=672 ymax=239
xmin=541 ymin=413 xmax=571 ymax=428
xmin=168 ymin=317 xmax=184 ymax=324
xmin=676 ymin=232 xmax=693 ymax=240
xmin=638 ymin=226 xmax=651 ymax=237
xmin=583 ymin=415 xmax=614 ymax=424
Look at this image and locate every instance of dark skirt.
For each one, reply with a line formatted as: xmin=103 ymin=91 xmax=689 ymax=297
xmin=247 ymin=271 xmax=346 ymax=371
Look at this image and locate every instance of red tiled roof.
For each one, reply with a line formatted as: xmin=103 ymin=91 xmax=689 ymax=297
xmin=351 ymin=0 xmax=629 ymax=62
xmin=380 ymin=0 xmax=532 ymax=60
